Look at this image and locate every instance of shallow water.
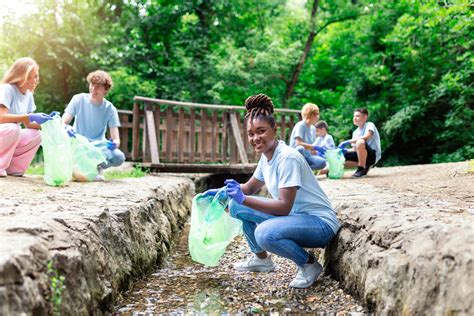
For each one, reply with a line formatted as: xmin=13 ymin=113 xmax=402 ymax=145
xmin=113 ymin=224 xmax=367 ymax=315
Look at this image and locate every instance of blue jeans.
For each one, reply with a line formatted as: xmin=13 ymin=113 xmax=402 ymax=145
xmin=229 ymin=197 xmax=335 ymax=267
xmin=295 ymin=145 xmax=326 ymax=170
xmin=95 ymin=146 xmax=125 ymax=170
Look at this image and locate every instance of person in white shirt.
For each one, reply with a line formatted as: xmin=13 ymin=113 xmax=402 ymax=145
xmin=0 ymin=57 xmax=52 ymax=177
xmin=312 ymin=120 xmax=335 ymax=154
xmin=289 ymin=103 xmax=326 ymax=170
xmin=202 ymin=94 xmax=340 ymax=289
xmin=338 ymin=108 xmax=382 ymax=177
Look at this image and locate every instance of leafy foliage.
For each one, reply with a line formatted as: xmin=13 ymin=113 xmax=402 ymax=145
xmin=0 ymin=0 xmax=471 ymax=165
xmin=47 ymin=260 xmax=65 ymax=315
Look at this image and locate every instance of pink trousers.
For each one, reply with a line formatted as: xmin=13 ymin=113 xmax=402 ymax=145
xmin=0 ymin=123 xmax=41 ymax=175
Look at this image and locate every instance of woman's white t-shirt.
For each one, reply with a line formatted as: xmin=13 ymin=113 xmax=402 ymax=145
xmin=253 ymin=141 xmax=340 ymax=234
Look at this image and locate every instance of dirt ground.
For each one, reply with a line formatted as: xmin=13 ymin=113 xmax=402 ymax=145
xmin=113 ymin=161 xmax=473 ymax=314
xmin=325 ymin=161 xmax=473 ymax=212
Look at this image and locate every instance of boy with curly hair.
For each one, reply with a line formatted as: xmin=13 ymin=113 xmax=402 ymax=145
xmin=62 ymin=70 xmax=124 ymax=181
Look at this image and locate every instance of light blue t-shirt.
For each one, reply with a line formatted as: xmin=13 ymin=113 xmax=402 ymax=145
xmin=289 ymin=120 xmax=316 ymax=148
xmin=65 ymin=93 xmax=121 ymax=142
xmin=312 ymin=134 xmax=335 ymax=149
xmin=0 ymin=83 xmax=36 ymax=114
xmin=253 ymin=141 xmax=340 ymax=234
xmin=351 ymin=122 xmax=382 ymax=163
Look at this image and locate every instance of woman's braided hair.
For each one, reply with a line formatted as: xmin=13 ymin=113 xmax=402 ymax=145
xmin=244 ymin=93 xmax=276 ymax=128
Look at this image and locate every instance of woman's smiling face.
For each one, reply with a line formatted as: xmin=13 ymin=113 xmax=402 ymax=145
xmin=247 ymin=118 xmax=277 ymax=156
xmin=18 ymin=67 xmax=39 ymax=93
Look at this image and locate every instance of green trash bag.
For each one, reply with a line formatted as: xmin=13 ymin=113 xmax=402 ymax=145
xmin=326 ymin=149 xmax=346 ymax=179
xmin=71 ymin=134 xmax=106 ymax=182
xmin=40 ymin=113 xmax=73 ymax=186
xmin=188 ymin=188 xmax=242 ymax=267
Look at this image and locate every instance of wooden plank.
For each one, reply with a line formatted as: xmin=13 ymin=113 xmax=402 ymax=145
xmin=132 ymin=103 xmax=140 ymax=161
xmin=211 ymin=110 xmax=217 ymax=161
xmin=139 ymin=162 xmax=257 ymax=175
xmin=230 ymin=111 xmax=249 ymax=165
xmin=286 ymin=114 xmax=297 ymax=144
xmin=280 ymin=114 xmax=286 ymax=142
xmin=228 ymin=112 xmax=237 ymax=164
xmin=145 ymin=110 xmax=160 ymax=164
xmin=154 ymin=107 xmax=161 ymax=157
xmin=119 ymin=113 xmax=129 ymax=156
xmin=190 ymin=109 xmax=196 ymax=163
xmin=243 ymin=114 xmax=249 ymax=157
xmin=178 ymin=107 xmax=185 ymax=162
xmin=200 ymin=109 xmax=207 ymax=162
xmin=133 ymin=96 xmax=300 ymax=113
xmin=166 ymin=107 xmax=173 ymax=161
xmin=221 ymin=111 xmax=228 ymax=162
xmin=142 ymin=110 xmax=150 ymax=163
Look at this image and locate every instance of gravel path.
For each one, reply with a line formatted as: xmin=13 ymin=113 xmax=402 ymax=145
xmin=113 ymin=224 xmax=366 ymax=314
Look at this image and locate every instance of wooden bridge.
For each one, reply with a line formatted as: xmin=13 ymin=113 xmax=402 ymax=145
xmin=116 ymin=96 xmax=301 ymax=174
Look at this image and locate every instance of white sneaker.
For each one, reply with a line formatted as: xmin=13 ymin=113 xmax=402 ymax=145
xmin=94 ymin=168 xmax=105 ymax=181
xmin=94 ymin=174 xmax=105 ymax=181
xmin=0 ymin=170 xmax=6 ymax=177
xmin=234 ymin=253 xmax=275 ymax=272
xmin=289 ymin=260 xmax=323 ymax=288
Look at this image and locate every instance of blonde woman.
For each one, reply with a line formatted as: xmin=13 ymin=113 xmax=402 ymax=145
xmin=0 ymin=57 xmax=52 ymax=177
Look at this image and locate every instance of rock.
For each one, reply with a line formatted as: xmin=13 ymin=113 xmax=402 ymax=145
xmin=0 ymin=175 xmax=194 ymax=315
xmin=321 ymin=161 xmax=474 ymax=315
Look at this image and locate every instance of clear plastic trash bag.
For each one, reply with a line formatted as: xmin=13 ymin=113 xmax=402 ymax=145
xmin=40 ymin=113 xmax=73 ymax=186
xmin=71 ymin=134 xmax=106 ymax=182
xmin=188 ymin=188 xmax=242 ymax=267
xmin=326 ymin=149 xmax=346 ymax=179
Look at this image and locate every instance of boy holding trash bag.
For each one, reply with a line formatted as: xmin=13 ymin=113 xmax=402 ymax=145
xmin=62 ymin=70 xmax=124 ymax=181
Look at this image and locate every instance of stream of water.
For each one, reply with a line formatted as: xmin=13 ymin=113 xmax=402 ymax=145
xmin=113 ymin=224 xmax=366 ymax=315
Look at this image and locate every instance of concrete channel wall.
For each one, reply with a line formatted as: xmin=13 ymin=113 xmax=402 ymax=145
xmin=0 ymin=175 xmax=195 ymax=315
xmin=1 ymin=162 xmax=472 ymax=315
xmin=320 ymin=163 xmax=473 ymax=315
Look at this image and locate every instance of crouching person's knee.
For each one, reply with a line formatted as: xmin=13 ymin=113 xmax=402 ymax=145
xmin=254 ymin=222 xmax=274 ymax=251
xmin=111 ymin=149 xmax=125 ymax=167
xmin=228 ymin=199 xmax=242 ymax=219
xmin=295 ymin=145 xmax=305 ymax=155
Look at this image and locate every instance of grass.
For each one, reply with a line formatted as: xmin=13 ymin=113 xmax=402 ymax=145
xmin=104 ymin=165 xmax=148 ymax=180
xmin=25 ymin=164 xmax=148 ymax=180
xmin=25 ymin=164 xmax=44 ymax=175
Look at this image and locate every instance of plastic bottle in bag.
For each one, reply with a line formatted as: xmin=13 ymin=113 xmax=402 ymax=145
xmin=71 ymin=134 xmax=106 ymax=182
xmin=326 ymin=149 xmax=345 ymax=179
xmin=205 ymin=187 xmax=230 ymax=223
xmin=40 ymin=113 xmax=73 ymax=186
xmin=188 ymin=191 xmax=242 ymax=266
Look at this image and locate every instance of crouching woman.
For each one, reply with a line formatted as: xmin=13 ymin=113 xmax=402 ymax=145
xmin=203 ymin=93 xmax=340 ymax=288
xmin=0 ymin=57 xmax=51 ymax=177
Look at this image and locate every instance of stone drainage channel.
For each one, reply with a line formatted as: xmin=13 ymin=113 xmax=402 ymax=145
xmin=112 ymin=176 xmax=367 ymax=315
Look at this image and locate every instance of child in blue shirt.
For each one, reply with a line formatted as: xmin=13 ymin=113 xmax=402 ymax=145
xmin=312 ymin=120 xmax=335 ymax=157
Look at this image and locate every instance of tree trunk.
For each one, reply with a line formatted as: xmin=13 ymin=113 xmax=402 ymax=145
xmin=283 ymin=0 xmax=319 ymax=106
xmin=282 ymin=1 xmax=362 ymax=106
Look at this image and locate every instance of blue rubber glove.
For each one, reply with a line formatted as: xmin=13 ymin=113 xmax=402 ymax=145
xmin=225 ymin=179 xmax=246 ymax=204
xmin=313 ymin=145 xmax=327 ymax=156
xmin=338 ymin=140 xmax=351 ymax=149
xmin=340 ymin=147 xmax=348 ymax=155
xmin=28 ymin=113 xmax=52 ymax=124
xmin=64 ymin=125 xmax=76 ymax=138
xmin=107 ymin=139 xmax=117 ymax=150
xmin=49 ymin=111 xmax=60 ymax=117
xmin=201 ymin=188 xmax=220 ymax=198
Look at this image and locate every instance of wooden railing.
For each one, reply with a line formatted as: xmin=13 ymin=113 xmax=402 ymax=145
xmin=117 ymin=96 xmax=301 ymax=169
